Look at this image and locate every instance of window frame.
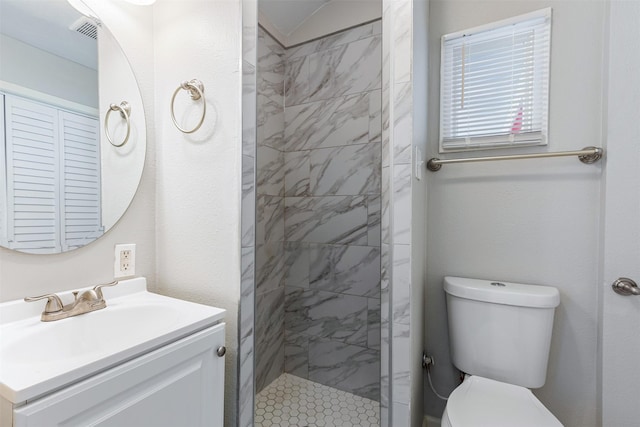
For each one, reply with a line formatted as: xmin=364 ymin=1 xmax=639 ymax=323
xmin=439 ymin=8 xmax=552 ymax=153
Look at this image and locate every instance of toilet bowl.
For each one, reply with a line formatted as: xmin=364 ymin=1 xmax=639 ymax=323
xmin=441 ymin=376 xmax=562 ymax=427
xmin=442 ymin=277 xmax=563 ymax=427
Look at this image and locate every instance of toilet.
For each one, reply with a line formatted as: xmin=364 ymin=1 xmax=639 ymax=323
xmin=441 ymin=276 xmax=564 ymax=427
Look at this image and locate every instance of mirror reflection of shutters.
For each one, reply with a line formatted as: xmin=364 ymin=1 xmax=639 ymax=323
xmin=60 ymin=111 xmax=101 ymax=251
xmin=3 ymin=94 xmax=101 ymax=253
xmin=4 ymin=96 xmax=62 ymax=253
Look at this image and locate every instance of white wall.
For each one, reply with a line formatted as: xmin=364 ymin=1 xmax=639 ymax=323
xmin=424 ymin=1 xmax=606 ymax=426
xmin=0 ymin=34 xmax=98 ymax=108
xmin=0 ymin=1 xmax=156 ymax=303
xmin=153 ymin=0 xmax=242 ymax=425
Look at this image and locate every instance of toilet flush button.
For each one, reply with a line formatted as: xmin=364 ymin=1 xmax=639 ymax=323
xmin=491 ymin=282 xmax=506 ymax=287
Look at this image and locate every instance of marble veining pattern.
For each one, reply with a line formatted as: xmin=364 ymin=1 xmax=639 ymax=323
xmin=284 ymin=241 xmax=310 ymax=289
xmin=285 ymin=56 xmax=309 ymax=106
xmin=257 ymin=146 xmax=284 ymax=196
xmin=393 ymin=0 xmax=412 ymax=84
xmin=368 ymin=194 xmax=382 ymax=247
xmin=240 ymin=2 xmax=257 ymax=423
xmin=309 ymin=142 xmax=381 ymax=196
xmin=285 ymin=196 xmax=369 ymax=245
xmin=285 ymin=287 xmax=368 ymax=346
xmin=381 ymin=166 xmax=391 ymax=245
xmin=256 ymin=242 xmax=284 ymax=293
xmin=393 ymin=164 xmax=412 ymax=245
xmin=383 ymin=0 xmax=416 ymax=423
xmin=380 ymin=4 xmax=393 ymax=423
xmin=309 ymin=244 xmax=381 ymax=297
xmin=255 ymin=28 xmax=286 ymax=397
xmin=256 ymin=287 xmax=285 ymax=392
xmin=256 ymin=22 xmax=385 ymax=411
xmin=308 ymin=36 xmax=382 ymax=103
xmin=308 ymin=338 xmax=381 ymax=401
xmin=284 ymin=151 xmax=310 ymax=197
xmin=392 ymin=244 xmax=411 ymax=324
xmin=286 ymin=21 xmax=382 ymax=60
xmin=242 ymin=155 xmax=256 ymax=248
xmin=394 ymin=82 xmax=413 ymax=164
xmin=284 ymin=330 xmax=309 ymax=378
xmin=256 ymin=195 xmax=284 ymax=245
xmin=239 ymin=246 xmax=255 ymax=427
xmin=368 ymin=298 xmax=382 ymax=350
xmin=392 ymin=322 xmax=411 ymax=404
xmin=284 ymin=93 xmax=370 ymax=151
xmin=282 ymin=22 xmax=383 ymax=404
xmin=370 ymin=89 xmax=383 ymax=143
xmin=257 ymin=96 xmax=285 ymax=150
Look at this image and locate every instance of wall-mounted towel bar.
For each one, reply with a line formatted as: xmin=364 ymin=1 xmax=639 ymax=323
xmin=426 ymin=146 xmax=604 ymax=172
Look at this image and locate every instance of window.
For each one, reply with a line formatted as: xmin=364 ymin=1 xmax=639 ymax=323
xmin=440 ymin=9 xmax=551 ymax=151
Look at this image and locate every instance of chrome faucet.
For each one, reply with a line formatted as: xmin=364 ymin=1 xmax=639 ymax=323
xmin=24 ymin=281 xmax=118 ymax=322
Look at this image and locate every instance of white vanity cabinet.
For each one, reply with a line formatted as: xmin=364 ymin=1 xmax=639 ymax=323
xmin=11 ymin=323 xmax=225 ymax=427
xmin=0 ymin=278 xmax=227 ymax=427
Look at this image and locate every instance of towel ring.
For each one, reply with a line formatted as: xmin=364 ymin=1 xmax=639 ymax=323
xmin=105 ymin=101 xmax=131 ymax=147
xmin=170 ymin=79 xmax=206 ymax=134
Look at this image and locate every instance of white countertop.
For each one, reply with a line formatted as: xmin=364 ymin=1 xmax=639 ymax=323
xmin=0 ymin=277 xmax=225 ymax=404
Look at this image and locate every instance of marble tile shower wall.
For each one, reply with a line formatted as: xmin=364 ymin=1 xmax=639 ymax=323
xmin=281 ymin=21 xmax=383 ymax=402
xmin=255 ymin=23 xmax=383 ymax=401
xmin=255 ymin=27 xmax=286 ymax=394
xmin=240 ymin=0 xmax=257 ymax=426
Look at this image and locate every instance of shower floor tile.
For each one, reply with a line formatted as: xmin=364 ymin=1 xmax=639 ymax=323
xmin=255 ymin=373 xmax=380 ymax=427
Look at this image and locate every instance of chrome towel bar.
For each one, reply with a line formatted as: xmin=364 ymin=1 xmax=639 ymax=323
xmin=426 ymin=146 xmax=604 ymax=171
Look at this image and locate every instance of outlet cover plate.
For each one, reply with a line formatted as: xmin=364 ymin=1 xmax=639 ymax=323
xmin=114 ymin=243 xmax=136 ymax=279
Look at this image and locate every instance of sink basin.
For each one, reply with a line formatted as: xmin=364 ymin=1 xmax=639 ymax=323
xmin=0 ymin=278 xmax=225 ymax=403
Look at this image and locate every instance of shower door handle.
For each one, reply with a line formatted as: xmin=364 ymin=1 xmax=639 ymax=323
xmin=612 ymin=278 xmax=640 ymax=296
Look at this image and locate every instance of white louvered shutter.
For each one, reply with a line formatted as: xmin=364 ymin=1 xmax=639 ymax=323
xmin=440 ymin=9 xmax=551 ymax=151
xmin=4 ymin=95 xmax=62 ymax=253
xmin=0 ymin=93 xmax=9 ymax=248
xmin=0 ymin=95 xmax=7 ymax=247
xmin=59 ymin=111 xmax=102 ymax=251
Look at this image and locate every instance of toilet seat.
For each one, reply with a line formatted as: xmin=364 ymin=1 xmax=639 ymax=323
xmin=441 ymin=376 xmax=563 ymax=427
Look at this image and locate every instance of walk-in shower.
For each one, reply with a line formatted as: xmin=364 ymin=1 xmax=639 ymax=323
xmin=254 ymin=16 xmax=383 ymax=425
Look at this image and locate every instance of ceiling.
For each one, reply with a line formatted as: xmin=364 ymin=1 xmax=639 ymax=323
xmin=259 ymin=0 xmax=332 ymax=36
xmin=1 ymin=0 xmax=376 ymax=67
xmin=0 ymin=0 xmax=97 ymax=69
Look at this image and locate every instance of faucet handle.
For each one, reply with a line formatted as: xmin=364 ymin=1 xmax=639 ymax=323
xmin=93 ymin=280 xmax=119 ymax=300
xmin=24 ymin=294 xmax=64 ymax=313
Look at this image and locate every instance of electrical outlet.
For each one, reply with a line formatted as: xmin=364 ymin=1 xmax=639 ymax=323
xmin=114 ymin=244 xmax=136 ymax=278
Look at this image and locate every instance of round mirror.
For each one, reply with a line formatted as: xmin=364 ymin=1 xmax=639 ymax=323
xmin=0 ymin=0 xmax=146 ymax=254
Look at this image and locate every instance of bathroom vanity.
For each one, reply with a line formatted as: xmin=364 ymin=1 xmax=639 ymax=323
xmin=0 ymin=278 xmax=226 ymax=427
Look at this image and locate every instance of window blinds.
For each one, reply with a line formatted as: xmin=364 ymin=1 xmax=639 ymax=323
xmin=440 ymin=9 xmax=551 ymax=151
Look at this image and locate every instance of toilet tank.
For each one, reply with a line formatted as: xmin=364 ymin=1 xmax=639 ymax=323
xmin=444 ymin=276 xmax=560 ymax=388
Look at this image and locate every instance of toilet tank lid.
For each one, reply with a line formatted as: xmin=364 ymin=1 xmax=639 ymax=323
xmin=444 ymin=276 xmax=560 ymax=308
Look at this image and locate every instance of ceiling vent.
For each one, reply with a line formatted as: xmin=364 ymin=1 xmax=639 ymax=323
xmin=69 ymin=17 xmax=98 ymax=40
